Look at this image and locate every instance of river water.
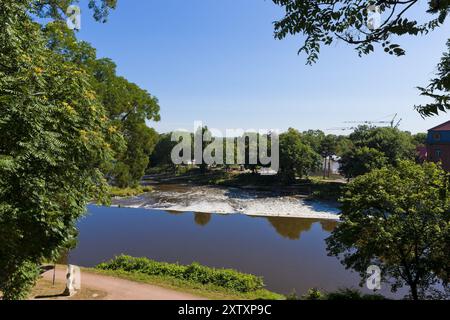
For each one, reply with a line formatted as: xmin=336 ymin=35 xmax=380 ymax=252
xmin=68 ymin=184 xmax=401 ymax=297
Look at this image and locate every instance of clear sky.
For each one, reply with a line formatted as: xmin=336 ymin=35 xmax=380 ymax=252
xmin=75 ymin=0 xmax=449 ymax=134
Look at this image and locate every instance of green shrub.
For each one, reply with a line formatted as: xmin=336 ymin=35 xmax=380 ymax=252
xmin=301 ymin=288 xmax=325 ymax=300
xmin=299 ymin=287 xmax=386 ymax=300
xmin=325 ymin=288 xmax=385 ymax=300
xmin=109 ymin=186 xmax=153 ymax=197
xmin=97 ymin=255 xmax=265 ymax=293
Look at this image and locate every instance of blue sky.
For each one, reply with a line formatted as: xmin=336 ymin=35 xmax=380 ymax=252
xmin=75 ymin=0 xmax=449 ymax=134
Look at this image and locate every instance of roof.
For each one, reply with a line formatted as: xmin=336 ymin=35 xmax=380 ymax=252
xmin=428 ymin=120 xmax=450 ymax=131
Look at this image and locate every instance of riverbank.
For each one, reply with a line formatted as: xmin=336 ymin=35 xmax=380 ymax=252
xmin=143 ymin=169 xmax=345 ymax=202
xmin=110 ymin=185 xmax=153 ymax=197
xmin=33 ymin=265 xmax=204 ymax=300
xmin=31 ymin=262 xmax=283 ymax=300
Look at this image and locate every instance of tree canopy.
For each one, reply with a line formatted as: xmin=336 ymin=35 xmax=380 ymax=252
xmin=30 ymin=0 xmax=117 ymax=22
xmin=416 ymin=39 xmax=450 ymax=117
xmin=0 ymin=0 xmax=119 ymax=299
xmin=350 ymin=125 xmax=415 ymax=162
xmin=42 ymin=20 xmax=161 ymax=187
xmin=327 ymin=160 xmax=450 ymax=300
xmin=273 ymin=0 xmax=450 ymax=116
xmin=279 ymin=128 xmax=322 ymax=182
xmin=273 ymin=0 xmax=449 ymax=63
xmin=339 ymin=125 xmax=416 ymax=178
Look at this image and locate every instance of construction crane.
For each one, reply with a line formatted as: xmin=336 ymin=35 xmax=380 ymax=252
xmin=327 ymin=127 xmax=357 ymax=131
xmin=344 ymin=113 xmax=402 ymax=128
xmin=327 ymin=114 xmax=402 ymax=132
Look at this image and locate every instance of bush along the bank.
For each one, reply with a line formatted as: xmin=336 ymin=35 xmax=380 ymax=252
xmin=298 ymin=288 xmax=386 ymax=300
xmin=96 ymin=255 xmax=265 ymax=293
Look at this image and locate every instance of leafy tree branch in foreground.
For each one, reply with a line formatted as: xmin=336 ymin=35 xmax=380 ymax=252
xmin=0 ymin=0 xmax=119 ymax=299
xmin=327 ymin=161 xmax=450 ymax=300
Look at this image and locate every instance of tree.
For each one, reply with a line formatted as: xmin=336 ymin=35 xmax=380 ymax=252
xmin=335 ymin=135 xmax=354 ymax=157
xmin=30 ymin=0 xmax=117 ymax=22
xmin=114 ymin=122 xmax=158 ymax=187
xmin=0 ymin=0 xmax=117 ymax=299
xmin=273 ymin=0 xmax=448 ymax=64
xmin=279 ymin=128 xmax=322 ymax=182
xmin=243 ymin=132 xmax=259 ymax=174
xmin=412 ymin=132 xmax=427 ymax=146
xmin=272 ymin=1 xmax=449 ymax=115
xmin=339 ymin=147 xmax=387 ymax=179
xmin=301 ymin=130 xmax=325 ymax=154
xmin=42 ymin=21 xmax=161 ymax=187
xmin=196 ymin=126 xmax=213 ymax=173
xmin=149 ymin=133 xmax=178 ymax=169
xmin=349 ymin=126 xmax=415 ymax=165
xmin=416 ymin=40 xmax=450 ymax=117
xmin=327 ymin=161 xmax=450 ymax=300
xmin=338 ymin=126 xmax=415 ymax=178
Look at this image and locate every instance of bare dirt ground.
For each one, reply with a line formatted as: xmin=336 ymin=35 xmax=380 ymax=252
xmin=32 ymin=266 xmax=205 ymax=300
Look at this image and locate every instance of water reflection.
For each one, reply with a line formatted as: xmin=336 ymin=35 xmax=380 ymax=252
xmin=69 ymin=206 xmax=374 ymax=296
xmin=266 ymin=217 xmax=338 ymax=240
xmin=194 ymin=212 xmax=212 ymax=226
xmin=320 ymin=220 xmax=338 ymax=233
xmin=267 ymin=217 xmax=315 ymax=240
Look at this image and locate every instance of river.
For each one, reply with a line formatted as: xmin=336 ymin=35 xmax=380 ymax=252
xmin=68 ymin=184 xmax=401 ymax=297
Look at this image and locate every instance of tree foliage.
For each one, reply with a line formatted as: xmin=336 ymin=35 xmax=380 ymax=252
xmin=327 ymin=161 xmax=450 ymax=300
xmin=150 ymin=133 xmax=177 ymax=168
xmin=339 ymin=146 xmax=387 ymax=179
xmin=0 ymin=0 xmax=118 ymax=299
xmin=416 ymin=40 xmax=450 ymax=116
xmin=272 ymin=1 xmax=449 ymax=117
xmin=279 ymin=128 xmax=322 ymax=182
xmin=30 ymin=0 xmax=117 ymax=22
xmin=339 ymin=126 xmax=416 ymax=178
xmin=273 ymin=0 xmax=449 ymax=64
xmin=42 ymin=21 xmax=160 ymax=187
xmin=351 ymin=126 xmax=415 ymax=162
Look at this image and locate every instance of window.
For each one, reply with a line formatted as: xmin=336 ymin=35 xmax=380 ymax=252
xmin=436 ymin=149 xmax=442 ymax=159
xmin=433 ymin=133 xmax=441 ymax=141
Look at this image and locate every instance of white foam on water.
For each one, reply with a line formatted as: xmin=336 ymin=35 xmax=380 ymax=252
xmin=113 ymin=185 xmax=341 ymax=220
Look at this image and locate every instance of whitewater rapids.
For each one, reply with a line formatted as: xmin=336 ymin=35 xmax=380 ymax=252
xmin=111 ymin=184 xmax=340 ymax=220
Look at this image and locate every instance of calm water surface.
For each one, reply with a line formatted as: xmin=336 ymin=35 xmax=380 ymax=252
xmin=68 ymin=205 xmax=401 ymax=296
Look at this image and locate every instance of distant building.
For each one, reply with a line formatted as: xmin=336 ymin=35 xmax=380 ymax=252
xmin=330 ymin=155 xmax=341 ymax=174
xmin=426 ymin=120 xmax=450 ymax=171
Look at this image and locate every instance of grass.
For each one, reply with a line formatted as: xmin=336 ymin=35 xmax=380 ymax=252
xmin=110 ymin=185 xmax=153 ymax=197
xmin=94 ymin=255 xmax=284 ymax=300
xmin=87 ymin=268 xmax=283 ymax=300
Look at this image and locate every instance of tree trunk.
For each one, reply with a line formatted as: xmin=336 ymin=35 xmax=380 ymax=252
xmin=327 ymin=157 xmax=332 ymax=178
xmin=410 ymin=282 xmax=419 ymax=300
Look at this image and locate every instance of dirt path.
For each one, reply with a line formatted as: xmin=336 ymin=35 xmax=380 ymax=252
xmin=40 ymin=267 xmax=205 ymax=300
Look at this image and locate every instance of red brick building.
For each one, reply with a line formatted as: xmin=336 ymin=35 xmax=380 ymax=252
xmin=426 ymin=120 xmax=450 ymax=171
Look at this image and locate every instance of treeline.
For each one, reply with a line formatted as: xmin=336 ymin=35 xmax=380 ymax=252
xmin=0 ymin=0 xmax=159 ymax=299
xmin=147 ymin=125 xmax=427 ymax=182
